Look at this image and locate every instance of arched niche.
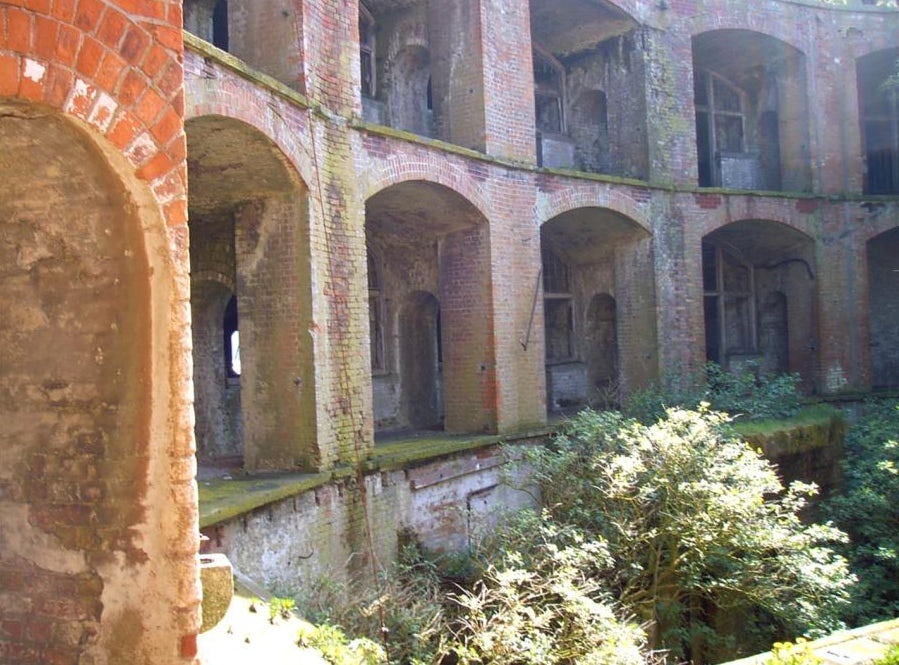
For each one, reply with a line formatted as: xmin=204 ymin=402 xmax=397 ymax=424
xmin=365 ymin=180 xmax=494 ymax=434
xmin=186 ymin=114 xmax=316 ymax=471
xmin=0 ymin=101 xmax=164 ymax=662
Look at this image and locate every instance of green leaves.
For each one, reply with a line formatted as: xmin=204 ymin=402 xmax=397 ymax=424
xmin=528 ymin=407 xmax=851 ymax=661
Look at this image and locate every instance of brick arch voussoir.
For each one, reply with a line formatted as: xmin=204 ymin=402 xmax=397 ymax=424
xmin=192 ymin=270 xmax=237 ymax=294
xmin=538 ymin=188 xmax=651 ymax=236
xmin=703 ymin=215 xmax=816 ymax=243
xmin=185 ymin=88 xmax=316 ymax=191
xmin=859 ymin=212 xmax=899 ymax=245
xmin=0 ymin=6 xmax=187 ymax=228
xmin=364 ymin=154 xmax=492 ymax=222
xmin=853 ymin=42 xmax=899 ymax=66
xmin=688 ymin=22 xmax=807 ymax=58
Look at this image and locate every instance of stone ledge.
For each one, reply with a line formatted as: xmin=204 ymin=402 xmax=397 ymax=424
xmin=725 ymin=618 xmax=899 ymax=665
xmin=198 ymin=426 xmax=551 ymax=528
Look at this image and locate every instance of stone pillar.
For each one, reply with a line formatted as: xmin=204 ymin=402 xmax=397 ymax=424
xmin=235 ymin=197 xmax=319 ymax=471
xmin=640 ymin=27 xmax=699 ymax=187
xmin=815 ymin=204 xmax=871 ymax=393
xmin=429 ymin=0 xmax=536 ymax=161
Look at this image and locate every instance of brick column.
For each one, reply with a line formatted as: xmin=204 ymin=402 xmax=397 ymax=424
xmin=640 ymin=27 xmax=698 ymax=187
xmin=815 ymin=204 xmax=871 ymax=393
xmin=229 ymin=0 xmax=307 ymax=92
xmin=236 ymin=197 xmax=319 ymax=471
xmin=652 ymin=193 xmax=707 ymax=384
xmin=429 ymin=0 xmax=536 ymax=161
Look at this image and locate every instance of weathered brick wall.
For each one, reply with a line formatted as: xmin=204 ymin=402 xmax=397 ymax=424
xmin=227 ymin=0 xmax=306 ymax=92
xmin=0 ymin=1 xmax=198 ymax=662
xmin=204 ymin=445 xmax=538 ymax=594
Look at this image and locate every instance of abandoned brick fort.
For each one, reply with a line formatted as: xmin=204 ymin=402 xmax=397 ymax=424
xmin=2 ymin=0 xmax=899 ymax=661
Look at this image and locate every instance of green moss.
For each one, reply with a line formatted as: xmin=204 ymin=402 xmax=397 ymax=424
xmin=198 ymin=472 xmax=331 ymax=528
xmin=734 ymin=404 xmax=841 ymax=437
xmin=366 ymin=426 xmax=551 ymax=472
xmin=736 ymin=405 xmax=845 ymax=458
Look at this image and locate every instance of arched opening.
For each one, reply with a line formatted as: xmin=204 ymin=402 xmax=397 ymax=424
xmin=857 ymin=48 xmax=899 ymax=194
xmin=0 ymin=102 xmax=155 ymax=661
xmin=702 ymin=220 xmax=816 ymax=387
xmin=586 ymin=293 xmax=619 ymax=408
xmin=400 ymin=291 xmax=442 ymax=429
xmin=692 ymin=30 xmax=810 ymax=192
xmin=187 ymin=115 xmax=316 ymax=471
xmin=541 ymin=207 xmax=653 ymax=412
xmin=192 ymin=280 xmax=243 ymax=461
xmin=366 ymin=181 xmax=494 ymax=435
xmin=867 ymin=227 xmax=899 ymax=388
xmin=529 ymin=0 xmax=646 ymax=178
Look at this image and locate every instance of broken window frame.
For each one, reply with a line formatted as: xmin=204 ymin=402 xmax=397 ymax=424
xmin=359 ymin=3 xmax=377 ymax=99
xmin=695 ymin=69 xmax=746 ymax=187
xmin=542 ymin=246 xmax=575 ymax=364
xmin=533 ymin=46 xmax=566 ymax=135
xmin=862 ymin=65 xmax=899 ymax=194
xmin=702 ymin=242 xmax=758 ymax=364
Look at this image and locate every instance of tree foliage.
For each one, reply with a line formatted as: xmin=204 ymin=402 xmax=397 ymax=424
xmin=824 ymin=400 xmax=899 ymax=626
xmin=526 ymin=407 xmax=851 ymax=662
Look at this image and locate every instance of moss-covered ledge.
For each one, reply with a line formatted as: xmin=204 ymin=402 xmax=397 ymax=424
xmin=198 ymin=425 xmax=553 ymax=528
xmin=733 ymin=405 xmax=846 ymax=498
xmin=199 ymin=472 xmax=331 ymax=528
xmin=735 ymin=405 xmax=845 ymax=455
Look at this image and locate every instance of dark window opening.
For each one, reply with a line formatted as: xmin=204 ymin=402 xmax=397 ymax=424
xmin=695 ymin=70 xmax=746 ymax=187
xmin=212 ymin=0 xmax=229 ymax=51
xmin=702 ymin=242 xmax=757 ymax=364
xmin=534 ymin=49 xmax=565 ymax=134
xmin=542 ymin=246 xmax=574 ymax=363
xmin=359 ymin=4 xmax=376 ymax=98
xmin=859 ymin=52 xmax=899 ymax=194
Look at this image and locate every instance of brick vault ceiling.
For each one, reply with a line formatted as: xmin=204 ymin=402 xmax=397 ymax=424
xmin=529 ymin=0 xmax=637 ymax=59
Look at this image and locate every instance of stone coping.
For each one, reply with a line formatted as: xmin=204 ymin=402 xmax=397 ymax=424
xmin=724 ymin=618 xmax=899 ymax=665
xmin=197 ymin=425 xmax=551 ymax=528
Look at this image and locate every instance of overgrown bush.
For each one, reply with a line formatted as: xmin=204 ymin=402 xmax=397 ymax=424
xmin=295 ymin=544 xmax=446 ymax=664
xmin=440 ymin=518 xmax=656 ymax=665
xmin=625 ymin=362 xmax=803 ymax=424
xmin=527 ymin=407 xmax=851 ymax=662
xmin=824 ymin=400 xmax=899 ymax=626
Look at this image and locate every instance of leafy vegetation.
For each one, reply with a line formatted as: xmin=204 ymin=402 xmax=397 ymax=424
xmin=296 ymin=622 xmax=386 ymax=665
xmin=874 ymin=644 xmax=899 ymax=665
xmin=625 ymin=362 xmax=803 ymax=425
xmin=292 ymin=403 xmax=852 ymax=664
xmin=824 ymin=400 xmax=899 ymax=626
xmin=296 ymin=543 xmax=446 ymax=664
xmin=525 ymin=407 xmax=851 ymax=662
xmin=763 ymin=640 xmax=822 ymax=665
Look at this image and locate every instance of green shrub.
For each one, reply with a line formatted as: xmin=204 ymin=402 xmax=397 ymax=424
xmin=824 ymin=400 xmax=899 ymax=626
xmin=874 ymin=644 xmax=899 ymax=665
xmin=625 ymin=362 xmax=803 ymax=424
xmin=440 ymin=518 xmax=656 ymax=665
xmin=297 ymin=622 xmax=386 ymax=665
xmin=527 ymin=406 xmax=851 ymax=661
